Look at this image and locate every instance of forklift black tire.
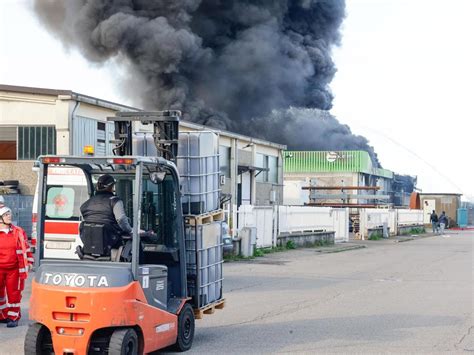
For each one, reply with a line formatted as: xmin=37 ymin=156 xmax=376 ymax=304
xmin=24 ymin=322 xmax=54 ymax=355
xmin=173 ymin=303 xmax=195 ymax=352
xmin=108 ymin=328 xmax=138 ymax=355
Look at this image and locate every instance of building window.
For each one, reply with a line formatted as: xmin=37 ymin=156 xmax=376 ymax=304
xmin=268 ymin=156 xmax=278 ymax=183
xmin=0 ymin=127 xmax=17 ymax=160
xmin=96 ymin=121 xmax=107 ymax=156
xmin=18 ymin=126 xmax=56 ymax=160
xmin=219 ymin=145 xmax=231 ymax=178
xmin=256 ymin=153 xmax=267 ymax=182
xmin=256 ymin=153 xmax=278 ymax=183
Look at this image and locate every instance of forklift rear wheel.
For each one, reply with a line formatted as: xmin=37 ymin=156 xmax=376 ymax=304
xmin=173 ymin=303 xmax=195 ymax=352
xmin=24 ymin=323 xmax=54 ymax=355
xmin=108 ymin=328 xmax=138 ymax=355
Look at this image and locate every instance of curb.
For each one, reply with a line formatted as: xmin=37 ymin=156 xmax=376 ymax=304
xmin=395 ymin=237 xmax=414 ymax=243
xmin=314 ymin=244 xmax=366 ymax=253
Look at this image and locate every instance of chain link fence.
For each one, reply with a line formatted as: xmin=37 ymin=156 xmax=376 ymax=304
xmin=0 ymin=195 xmax=34 ymax=236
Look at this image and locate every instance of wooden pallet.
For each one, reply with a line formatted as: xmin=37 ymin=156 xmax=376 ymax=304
xmin=194 ymin=299 xmax=226 ymax=319
xmin=185 ymin=210 xmax=225 ymax=226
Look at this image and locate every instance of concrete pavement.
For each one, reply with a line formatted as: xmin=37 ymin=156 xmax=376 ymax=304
xmin=2 ymin=231 xmax=473 ymax=354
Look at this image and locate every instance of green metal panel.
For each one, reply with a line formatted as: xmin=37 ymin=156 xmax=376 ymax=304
xmin=284 ymin=150 xmax=368 ymax=173
xmin=284 ymin=150 xmax=394 ymax=178
xmin=374 ymin=168 xmax=393 ymax=179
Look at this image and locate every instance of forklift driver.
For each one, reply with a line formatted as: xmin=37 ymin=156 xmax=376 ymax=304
xmin=77 ymin=174 xmax=133 ymax=261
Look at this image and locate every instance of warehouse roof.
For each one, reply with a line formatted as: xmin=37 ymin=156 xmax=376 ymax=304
xmin=0 ymin=84 xmax=287 ymax=150
xmin=0 ymin=84 xmax=137 ymax=112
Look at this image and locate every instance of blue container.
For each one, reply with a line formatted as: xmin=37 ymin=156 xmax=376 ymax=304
xmin=457 ymin=208 xmax=468 ymax=228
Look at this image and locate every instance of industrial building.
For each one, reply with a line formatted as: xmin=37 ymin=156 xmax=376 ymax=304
xmin=283 ymin=150 xmax=410 ymax=207
xmin=0 ymin=84 xmax=286 ymax=231
xmin=418 ymin=193 xmax=462 ymax=227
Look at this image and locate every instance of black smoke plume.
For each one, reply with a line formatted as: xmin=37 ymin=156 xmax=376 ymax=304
xmin=33 ymin=0 xmax=380 ymax=166
xmin=248 ymin=107 xmax=380 ymax=166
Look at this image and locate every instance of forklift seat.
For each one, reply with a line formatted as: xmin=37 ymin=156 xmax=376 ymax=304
xmin=80 ymin=222 xmax=111 ymax=257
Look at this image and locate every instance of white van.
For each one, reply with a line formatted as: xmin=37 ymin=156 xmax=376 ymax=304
xmin=32 ymin=165 xmax=89 ymax=259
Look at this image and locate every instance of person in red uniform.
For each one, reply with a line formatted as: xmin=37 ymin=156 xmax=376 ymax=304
xmin=0 ymin=196 xmax=5 ymax=325
xmin=0 ymin=205 xmax=33 ymax=328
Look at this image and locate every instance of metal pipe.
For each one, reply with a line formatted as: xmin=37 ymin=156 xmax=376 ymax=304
xmin=69 ymin=101 xmax=80 ymax=155
xmin=306 ymin=203 xmax=388 ymax=208
xmin=35 ymin=161 xmax=47 ymax=267
xmin=131 ymin=162 xmax=143 ymax=280
xmin=302 ymin=186 xmax=381 ymax=190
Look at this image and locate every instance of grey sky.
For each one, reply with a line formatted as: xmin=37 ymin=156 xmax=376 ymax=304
xmin=1 ymin=0 xmax=472 ymax=200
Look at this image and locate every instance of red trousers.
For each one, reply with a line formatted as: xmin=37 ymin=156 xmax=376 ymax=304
xmin=0 ymin=268 xmax=22 ymax=321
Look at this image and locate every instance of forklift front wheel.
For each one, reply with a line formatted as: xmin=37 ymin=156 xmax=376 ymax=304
xmin=108 ymin=328 xmax=138 ymax=355
xmin=173 ymin=303 xmax=195 ymax=352
xmin=24 ymin=322 xmax=54 ymax=355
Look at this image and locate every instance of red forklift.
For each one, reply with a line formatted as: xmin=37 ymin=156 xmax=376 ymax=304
xmin=25 ymin=111 xmax=223 ymax=354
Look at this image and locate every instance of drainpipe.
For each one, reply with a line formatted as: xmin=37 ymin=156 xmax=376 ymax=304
xmin=251 ymin=142 xmax=256 ymax=205
xmin=231 ymin=138 xmax=238 ymax=236
xmin=69 ymin=101 xmax=80 ymax=155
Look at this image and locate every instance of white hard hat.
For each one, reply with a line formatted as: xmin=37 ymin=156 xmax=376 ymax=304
xmin=0 ymin=206 xmax=11 ymax=217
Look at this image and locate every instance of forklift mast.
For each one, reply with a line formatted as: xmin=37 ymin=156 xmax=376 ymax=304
xmin=108 ymin=111 xmax=181 ymax=162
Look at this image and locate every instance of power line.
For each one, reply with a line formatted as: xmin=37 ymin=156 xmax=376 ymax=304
xmin=353 ymin=124 xmax=465 ymax=195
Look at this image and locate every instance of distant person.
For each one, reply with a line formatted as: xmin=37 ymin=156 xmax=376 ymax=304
xmin=0 ymin=196 xmax=5 ymax=327
xmin=430 ymin=210 xmax=439 ymax=234
xmin=438 ymin=211 xmax=448 ymax=234
xmin=0 ymin=206 xmax=33 ymax=328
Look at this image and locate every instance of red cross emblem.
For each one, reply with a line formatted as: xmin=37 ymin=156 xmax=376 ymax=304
xmin=53 ymin=194 xmax=68 ymax=211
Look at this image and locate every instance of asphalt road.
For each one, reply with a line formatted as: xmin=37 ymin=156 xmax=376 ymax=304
xmin=2 ymin=231 xmax=473 ymax=354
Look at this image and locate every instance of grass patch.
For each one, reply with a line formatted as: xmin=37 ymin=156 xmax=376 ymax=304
xmin=400 ymin=226 xmax=426 ymax=235
xmin=261 ymin=246 xmax=285 ymax=254
xmin=223 ymin=254 xmax=255 ymax=262
xmin=409 ymin=227 xmax=425 ymax=234
xmin=312 ymin=239 xmax=331 ymax=247
xmin=224 ymin=245 xmax=287 ymax=261
xmin=251 ymin=243 xmax=297 ymax=258
xmin=253 ymin=248 xmax=265 ymax=257
xmin=226 ymin=238 xmax=334 ymax=262
xmin=368 ymin=231 xmax=383 ymax=240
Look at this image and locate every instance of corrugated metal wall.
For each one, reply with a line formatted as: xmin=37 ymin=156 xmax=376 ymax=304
xmin=73 ymin=116 xmax=96 ymax=155
xmin=72 ymin=116 xmax=114 ymax=156
xmin=1 ymin=195 xmax=34 ymax=236
xmin=284 ymin=151 xmax=368 ymax=173
xmin=284 ymin=150 xmax=393 ymax=178
xmin=468 ymin=207 xmax=474 ymax=225
xmin=374 ymin=168 xmax=393 ymax=179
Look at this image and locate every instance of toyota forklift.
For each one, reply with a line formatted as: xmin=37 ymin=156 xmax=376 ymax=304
xmin=26 ymin=111 xmax=205 ymax=354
